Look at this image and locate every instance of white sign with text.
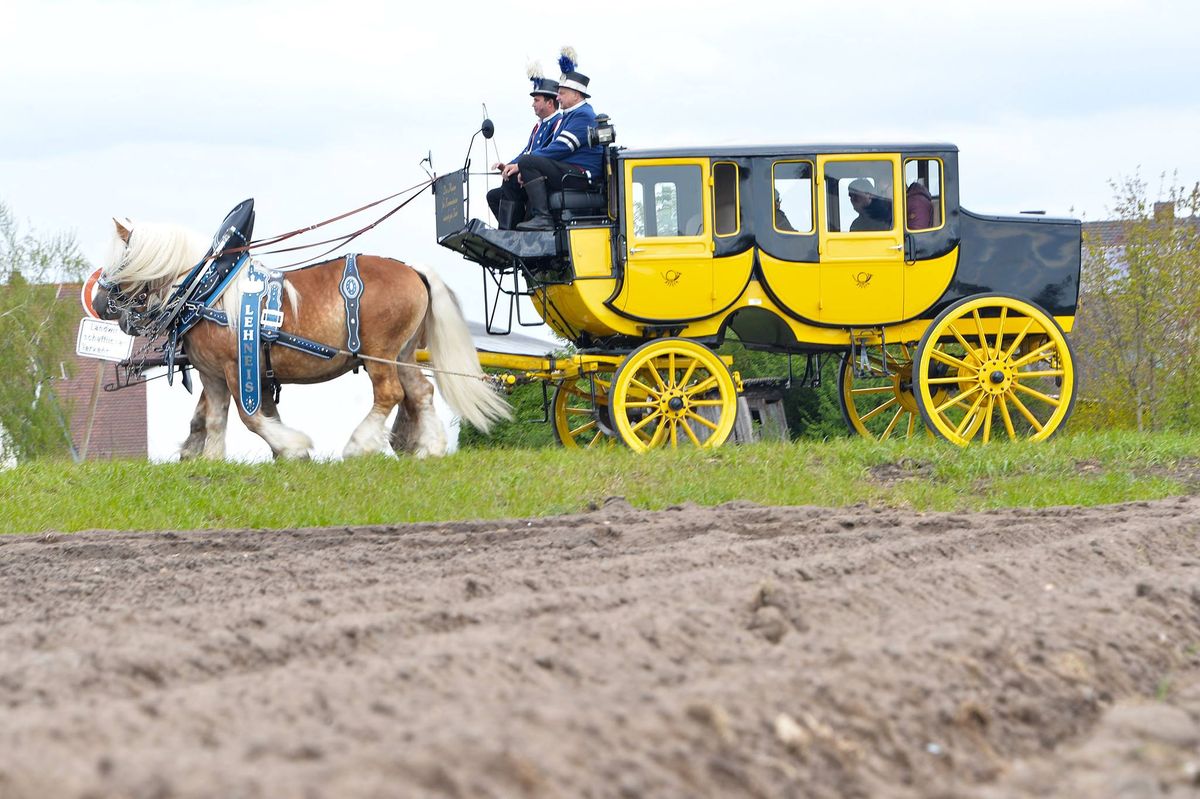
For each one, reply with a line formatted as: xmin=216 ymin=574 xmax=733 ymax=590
xmin=76 ymin=317 xmax=134 ymax=362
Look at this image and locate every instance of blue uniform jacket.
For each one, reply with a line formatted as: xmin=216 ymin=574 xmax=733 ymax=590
xmin=510 ymin=111 xmax=562 ymax=163
xmin=528 ymin=102 xmax=603 ymax=177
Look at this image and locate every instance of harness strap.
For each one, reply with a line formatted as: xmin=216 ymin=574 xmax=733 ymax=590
xmin=260 ymin=269 xmax=285 ymax=404
xmin=197 ymin=306 xmax=338 ymax=359
xmin=340 ymin=253 xmax=364 ymax=355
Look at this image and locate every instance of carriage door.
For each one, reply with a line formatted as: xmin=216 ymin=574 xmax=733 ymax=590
xmin=617 ymin=158 xmax=715 ymax=321
xmin=816 ymin=154 xmax=904 ymax=325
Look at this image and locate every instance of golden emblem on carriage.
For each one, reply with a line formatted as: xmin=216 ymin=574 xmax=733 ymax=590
xmin=434 ymin=117 xmax=1081 ymax=450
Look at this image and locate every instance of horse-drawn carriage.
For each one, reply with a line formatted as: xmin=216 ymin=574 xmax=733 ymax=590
xmin=93 ymin=120 xmax=1081 ymax=460
xmin=433 ymin=120 xmax=1081 ymax=450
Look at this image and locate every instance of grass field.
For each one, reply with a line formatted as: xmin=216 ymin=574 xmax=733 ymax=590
xmin=2 ymin=430 xmax=1197 ymax=535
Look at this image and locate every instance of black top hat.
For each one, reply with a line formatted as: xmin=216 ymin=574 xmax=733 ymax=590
xmin=527 ymin=61 xmax=559 ymax=98
xmin=557 ymin=47 xmax=591 ymax=98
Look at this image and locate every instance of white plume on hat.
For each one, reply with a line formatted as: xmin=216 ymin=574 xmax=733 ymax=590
xmin=526 ymin=60 xmax=544 ymax=81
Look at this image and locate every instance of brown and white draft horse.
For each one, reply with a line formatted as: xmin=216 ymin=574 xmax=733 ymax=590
xmin=97 ymin=219 xmax=510 ymax=460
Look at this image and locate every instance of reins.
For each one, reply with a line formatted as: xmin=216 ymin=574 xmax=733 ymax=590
xmin=221 ymin=177 xmax=434 ymax=267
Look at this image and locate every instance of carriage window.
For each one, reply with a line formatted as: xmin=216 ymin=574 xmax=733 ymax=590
xmin=824 ymin=160 xmax=895 ymax=234
xmin=713 ymin=162 xmax=739 ymax=236
xmin=904 ymin=158 xmax=943 ymax=231
xmin=772 ymin=161 xmax=814 ymax=234
xmin=631 ymin=164 xmax=705 ymax=237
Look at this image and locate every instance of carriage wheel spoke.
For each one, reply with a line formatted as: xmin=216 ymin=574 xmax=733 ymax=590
xmin=880 ymin=407 xmax=904 ymax=441
xmin=998 ymin=395 xmax=1017 ymax=437
xmin=907 ymin=412 xmax=917 ymax=437
xmin=950 ymin=326 xmax=978 ymax=361
xmin=630 ymin=411 xmax=662 ymax=435
xmin=648 ymin=421 xmax=669 ymax=448
xmin=972 ymin=309 xmax=991 ymax=359
xmin=860 ymin=396 xmax=899 ymax=423
xmin=1012 ymin=341 xmax=1057 ymax=369
xmin=935 ymin=384 xmax=981 ymax=415
xmin=994 ymin=307 xmax=1008 ymax=360
xmin=569 ymin=419 xmax=598 ymax=437
xmin=645 ymin=366 xmax=668 ymax=393
xmin=684 ymin=410 xmax=719 ymax=431
xmin=982 ymin=395 xmax=995 ymax=443
xmin=1012 ymin=381 xmax=1061 ymax=408
xmin=930 ymin=347 xmax=975 ymax=372
xmin=630 ymin=376 xmax=659 ymax=398
xmin=851 ymin=384 xmax=897 ymax=396
xmin=954 ymin=391 xmax=987 ymax=436
xmin=679 ymin=359 xmax=699 ymax=388
xmin=1003 ymin=317 xmax=1035 ymax=360
xmin=1019 ymin=369 xmax=1065 ymax=379
xmin=681 ymin=419 xmax=704 ymax=446
xmin=1006 ymin=390 xmax=1044 ymax=432
xmin=685 ymin=374 xmax=720 ymax=397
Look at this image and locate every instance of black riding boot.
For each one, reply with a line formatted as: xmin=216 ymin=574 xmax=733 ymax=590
xmin=497 ymin=199 xmax=525 ymax=230
xmin=516 ymin=177 xmax=554 ymax=231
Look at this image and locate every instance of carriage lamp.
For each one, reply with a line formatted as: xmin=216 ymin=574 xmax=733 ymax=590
xmin=587 ymin=114 xmax=616 ymax=147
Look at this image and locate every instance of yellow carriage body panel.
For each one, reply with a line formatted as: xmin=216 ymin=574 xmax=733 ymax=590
xmin=539 ymin=227 xmax=623 ymax=339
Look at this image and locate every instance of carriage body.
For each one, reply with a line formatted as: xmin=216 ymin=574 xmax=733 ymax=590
xmin=436 ymin=141 xmax=1082 ymax=448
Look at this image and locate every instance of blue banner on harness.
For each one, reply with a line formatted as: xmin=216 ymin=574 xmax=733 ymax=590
xmin=341 ymin=253 xmax=363 ymax=355
xmin=237 ymin=264 xmax=265 ymax=416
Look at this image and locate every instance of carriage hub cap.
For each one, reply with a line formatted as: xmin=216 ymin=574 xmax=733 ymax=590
xmin=659 ymin=390 xmax=687 ymax=416
xmin=977 ymin=358 xmax=1014 ymax=394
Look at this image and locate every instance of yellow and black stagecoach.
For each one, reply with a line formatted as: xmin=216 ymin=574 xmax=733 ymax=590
xmin=434 ymin=121 xmax=1080 ymax=450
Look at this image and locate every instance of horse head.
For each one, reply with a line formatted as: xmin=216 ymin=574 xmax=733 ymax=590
xmin=94 ymin=219 xmax=144 ymax=334
xmin=95 ymin=217 xmax=209 ymax=336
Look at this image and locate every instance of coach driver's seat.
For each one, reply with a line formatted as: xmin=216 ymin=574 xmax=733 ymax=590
xmin=548 ymin=171 xmax=607 ymax=223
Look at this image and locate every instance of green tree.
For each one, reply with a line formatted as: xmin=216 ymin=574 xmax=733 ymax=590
xmin=0 ymin=202 xmax=91 ymax=462
xmin=1076 ymin=174 xmax=1200 ymax=431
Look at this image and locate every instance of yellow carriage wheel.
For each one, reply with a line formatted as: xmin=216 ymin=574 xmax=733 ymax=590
xmin=838 ymin=344 xmax=935 ymax=441
xmin=914 ymin=295 xmax=1076 ymax=445
xmin=610 ymin=339 xmax=739 ymax=453
xmin=552 ymin=373 xmax=618 ymax=449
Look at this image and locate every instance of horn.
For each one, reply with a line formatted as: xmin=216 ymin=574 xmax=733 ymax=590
xmin=113 ymin=218 xmax=132 ymax=244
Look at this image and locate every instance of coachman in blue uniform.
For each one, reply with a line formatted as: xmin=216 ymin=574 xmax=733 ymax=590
xmin=514 ymin=48 xmax=604 ymax=231
xmin=487 ymin=64 xmax=563 ymax=230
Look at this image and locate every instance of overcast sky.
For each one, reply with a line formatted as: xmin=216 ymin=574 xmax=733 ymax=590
xmin=3 ymin=0 xmax=1197 ymax=459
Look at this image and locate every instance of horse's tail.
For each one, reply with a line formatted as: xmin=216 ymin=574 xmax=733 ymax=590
xmin=408 ymin=263 xmax=512 ymax=434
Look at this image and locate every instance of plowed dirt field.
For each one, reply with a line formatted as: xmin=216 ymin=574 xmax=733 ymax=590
xmin=3 ymin=496 xmax=1200 ymax=797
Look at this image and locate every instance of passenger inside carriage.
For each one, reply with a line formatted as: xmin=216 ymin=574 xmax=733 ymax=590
xmin=774 ymin=190 xmax=797 ymax=232
xmin=848 ymin=178 xmax=893 ymax=232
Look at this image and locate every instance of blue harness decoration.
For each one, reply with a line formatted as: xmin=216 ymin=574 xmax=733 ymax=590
xmin=235 ymin=260 xmax=288 ymax=416
xmin=340 ymin=253 xmax=364 ymax=355
xmin=237 ymin=261 xmax=268 ymax=416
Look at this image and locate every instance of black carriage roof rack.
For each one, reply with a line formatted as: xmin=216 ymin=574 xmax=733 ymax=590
xmin=619 ymin=142 xmax=959 ymax=159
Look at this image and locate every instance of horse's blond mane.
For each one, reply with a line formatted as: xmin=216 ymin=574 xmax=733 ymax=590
xmin=101 ymin=219 xmax=300 ymax=319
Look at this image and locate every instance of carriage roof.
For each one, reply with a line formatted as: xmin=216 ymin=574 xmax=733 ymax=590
xmin=616 ymin=142 xmax=959 ymax=160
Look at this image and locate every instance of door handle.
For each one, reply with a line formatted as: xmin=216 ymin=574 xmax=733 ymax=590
xmin=629 ymin=246 xmax=645 ymax=254
xmin=887 ymin=244 xmax=903 ymax=250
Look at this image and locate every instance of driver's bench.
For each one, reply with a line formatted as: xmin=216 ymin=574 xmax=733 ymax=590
xmin=548 ymin=172 xmax=607 ymax=224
